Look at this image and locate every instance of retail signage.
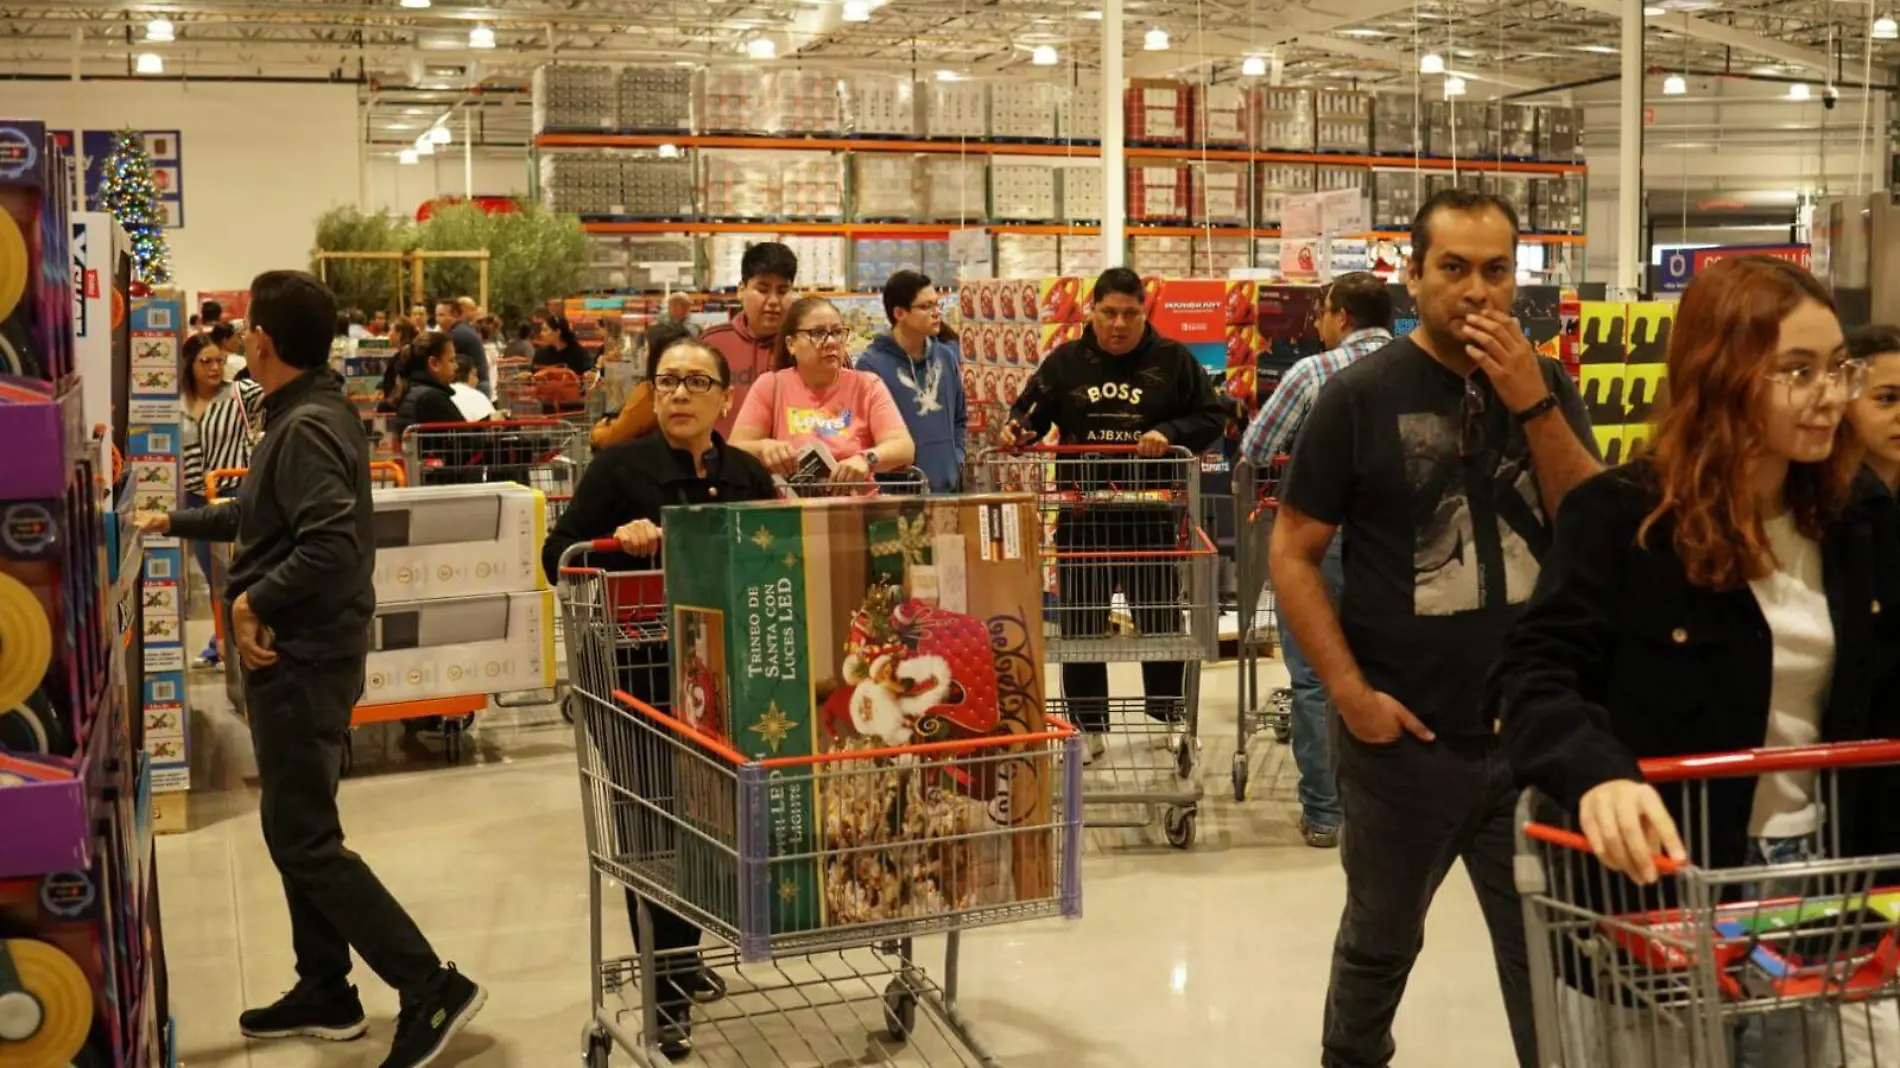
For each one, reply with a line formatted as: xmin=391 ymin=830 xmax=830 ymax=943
xmin=1146 ymin=278 xmax=1229 ymax=372
xmin=1656 ymin=244 xmax=1810 ymax=293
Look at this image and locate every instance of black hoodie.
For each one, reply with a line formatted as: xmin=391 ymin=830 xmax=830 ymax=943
xmin=1008 ymin=323 xmax=1226 ymax=453
xmin=393 ymin=367 xmax=463 ymax=439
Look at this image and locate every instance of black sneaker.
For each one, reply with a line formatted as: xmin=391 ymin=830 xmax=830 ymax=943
xmin=667 ymin=965 xmax=727 ymax=1006
xmin=379 ymin=964 xmax=487 ymax=1068
xmin=238 ymin=982 xmax=368 ymax=1041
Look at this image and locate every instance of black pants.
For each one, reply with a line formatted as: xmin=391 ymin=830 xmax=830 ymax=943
xmin=247 ymin=655 xmax=440 ymax=997
xmin=1322 ymin=730 xmax=1537 ymax=1068
xmin=1055 ymin=506 xmax=1186 ymax=732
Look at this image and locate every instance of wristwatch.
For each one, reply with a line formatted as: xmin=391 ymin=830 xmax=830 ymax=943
xmin=862 ymin=449 xmax=880 ymax=471
xmin=1513 ymin=393 xmax=1560 ymax=425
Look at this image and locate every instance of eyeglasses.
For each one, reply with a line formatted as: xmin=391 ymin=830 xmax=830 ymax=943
xmin=796 ymin=328 xmax=850 ymax=345
xmin=194 ymin=356 xmax=224 ymax=368
xmin=654 ymin=372 xmax=722 ymax=395
xmin=908 ymin=302 xmax=942 ymax=315
xmin=1765 ymin=357 xmax=1869 ymax=407
xmin=1459 ymin=375 xmax=1487 ymax=461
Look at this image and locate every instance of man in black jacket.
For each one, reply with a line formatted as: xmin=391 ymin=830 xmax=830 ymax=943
xmin=1002 ymin=267 xmax=1228 ymax=764
xmin=138 ymin=271 xmax=485 ymax=1068
xmin=437 ymin=297 xmax=490 ymax=396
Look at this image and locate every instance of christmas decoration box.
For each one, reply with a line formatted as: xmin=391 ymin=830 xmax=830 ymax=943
xmin=664 ymin=493 xmax=1054 ymax=935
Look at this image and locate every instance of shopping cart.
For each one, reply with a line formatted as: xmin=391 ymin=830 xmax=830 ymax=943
xmin=775 ymin=466 xmax=932 ymax=499
xmin=400 ymin=417 xmax=588 ymax=524
xmin=1516 ymin=741 xmax=1900 ymax=1066
xmin=975 ymin=445 xmax=1218 ymax=848
xmin=1230 ymin=455 xmax=1294 ymax=802
xmin=557 ymin=540 xmax=1083 ymax=1068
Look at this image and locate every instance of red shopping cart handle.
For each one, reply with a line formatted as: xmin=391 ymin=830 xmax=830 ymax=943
xmin=1523 ymin=823 xmax=1686 ymax=876
xmin=1640 ymin=739 xmax=1900 ymax=782
xmin=590 ymin=537 xmax=621 ymax=552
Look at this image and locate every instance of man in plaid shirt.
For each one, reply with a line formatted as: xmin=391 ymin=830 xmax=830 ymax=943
xmin=1238 ymin=271 xmax=1392 ymax=847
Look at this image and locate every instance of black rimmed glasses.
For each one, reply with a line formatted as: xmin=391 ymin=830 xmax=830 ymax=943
xmin=654 ymin=372 xmax=721 ymax=395
xmin=796 ymin=327 xmax=850 ymax=345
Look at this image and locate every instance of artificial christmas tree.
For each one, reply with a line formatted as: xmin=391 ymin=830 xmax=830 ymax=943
xmin=96 ymin=130 xmax=173 ymax=286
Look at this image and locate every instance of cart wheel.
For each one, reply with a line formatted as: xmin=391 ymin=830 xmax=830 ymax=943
xmin=339 ymin=730 xmax=355 ymax=778
xmin=1174 ymin=734 xmax=1196 ymax=780
xmin=882 ymin=982 xmax=917 ymax=1041
xmin=561 ymin=690 xmax=577 ymax=724
xmin=1231 ymin=753 xmax=1248 ymax=802
xmin=583 ymin=1026 xmax=612 ymax=1068
xmin=1164 ymin=806 xmax=1198 ymax=850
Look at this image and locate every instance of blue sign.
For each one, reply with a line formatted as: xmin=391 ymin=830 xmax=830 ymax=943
xmin=1657 ymin=248 xmax=1696 ymax=293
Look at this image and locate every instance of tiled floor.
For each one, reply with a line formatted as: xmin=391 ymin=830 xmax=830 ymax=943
xmin=161 ymin=654 xmax=1522 ymax=1067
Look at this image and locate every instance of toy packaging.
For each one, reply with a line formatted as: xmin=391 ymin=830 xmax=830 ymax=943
xmin=664 ymin=493 xmax=1053 ymax=934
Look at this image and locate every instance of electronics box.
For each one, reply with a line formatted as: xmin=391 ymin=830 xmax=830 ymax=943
xmin=370 ymin=483 xmax=549 ymax=602
xmin=364 ymin=590 xmax=556 ymax=704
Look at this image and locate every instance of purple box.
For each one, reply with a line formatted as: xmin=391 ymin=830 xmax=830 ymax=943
xmin=0 ymin=376 xmax=87 ymax=500
xmin=0 ymin=120 xmax=75 ymax=383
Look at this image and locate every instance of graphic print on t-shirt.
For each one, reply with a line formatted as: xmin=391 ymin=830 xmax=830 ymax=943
xmin=1399 ymin=410 xmax=1547 ymax=616
xmin=787 ymin=407 xmax=853 ymax=438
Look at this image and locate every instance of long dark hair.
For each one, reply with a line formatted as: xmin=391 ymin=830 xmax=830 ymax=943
xmin=770 ymin=296 xmax=837 ymax=371
xmin=543 ymin=314 xmax=579 ymax=350
xmin=402 ymin=331 xmax=453 ymax=377
xmin=180 ymin=334 xmax=220 ymax=402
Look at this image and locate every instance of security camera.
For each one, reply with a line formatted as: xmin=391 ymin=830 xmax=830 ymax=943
xmin=1824 ymin=85 xmax=1841 ymax=109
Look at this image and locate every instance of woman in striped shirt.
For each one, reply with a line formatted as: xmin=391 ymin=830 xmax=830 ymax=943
xmin=179 ymin=333 xmax=264 ymax=670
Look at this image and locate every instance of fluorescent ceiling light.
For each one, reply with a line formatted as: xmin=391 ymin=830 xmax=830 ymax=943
xmin=1241 ymin=54 xmax=1267 ymax=76
xmin=428 ymin=124 xmax=452 ymax=145
xmin=1643 ymin=4 xmax=1666 ymax=14
xmin=1338 ymin=28 xmax=1388 ymax=37
xmin=1443 ymin=75 xmax=1468 ymax=97
xmin=1876 ymin=15 xmax=1899 ymax=38
xmin=1419 ymin=51 xmax=1445 ymax=73
xmin=468 ymin=25 xmax=496 ymax=49
xmin=1032 ymin=44 xmax=1059 ymax=66
xmin=842 ymin=0 xmax=872 ymax=21
xmin=657 ymin=143 xmax=681 ymax=158
xmin=1662 ymin=73 xmax=1686 ymax=94
xmin=1081 ymin=9 xmax=1102 ymax=18
xmin=414 ymin=135 xmax=435 ymax=155
xmin=935 ymin=68 xmax=960 ymax=81
xmin=1144 ymin=27 xmax=1170 ymax=50
xmin=1573 ymin=43 xmax=1620 ymax=53
xmin=399 ymin=0 xmax=431 ymax=8
xmin=145 ymin=17 xmax=175 ymax=43
xmin=747 ymin=36 xmax=777 ymax=59
xmin=398 ymin=149 xmax=419 ymax=164
xmin=1787 ymin=82 xmax=1811 ymax=99
xmin=135 ymin=52 xmax=163 ymax=74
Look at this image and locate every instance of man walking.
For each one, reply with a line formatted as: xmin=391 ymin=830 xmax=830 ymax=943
xmin=701 ymin=241 xmax=796 ymax=435
xmin=1269 ymin=191 xmax=1598 ymax=1068
xmin=438 ymin=297 xmax=490 ymax=397
xmin=1238 ymin=271 xmax=1392 ymax=849
xmin=139 ymin=270 xmax=485 ymax=1068
xmin=859 ymin=269 xmax=968 ymax=491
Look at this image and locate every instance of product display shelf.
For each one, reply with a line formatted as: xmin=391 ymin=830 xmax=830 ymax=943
xmin=576 ymin=218 xmax=1587 ymax=244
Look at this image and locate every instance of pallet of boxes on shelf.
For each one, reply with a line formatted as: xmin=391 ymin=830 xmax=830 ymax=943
xmin=1482 ymin=172 xmax=1534 ymax=221
xmin=781 ymin=235 xmax=848 ymax=290
xmin=540 ymin=152 xmax=626 ymax=216
xmin=996 ymin=233 xmax=1060 ymax=279
xmin=1371 ymin=92 xmax=1420 ymax=155
xmin=1128 ymin=159 xmax=1191 ymax=225
xmin=852 ymin=153 xmax=925 ymax=221
xmin=1131 ymin=235 xmax=1193 ymax=277
xmin=1426 ymin=101 xmax=1496 ymax=159
xmin=1314 ymin=88 xmax=1372 ymax=154
xmin=1316 ymin=164 xmax=1368 ymax=200
xmin=625 ymin=234 xmax=701 ymax=291
xmin=1056 ymin=83 xmax=1103 ymax=142
xmin=1194 ymin=234 xmax=1254 ymax=277
xmin=1192 ymin=83 xmax=1251 ymax=148
xmin=921 ymin=155 xmax=988 ymax=222
xmin=1190 ymin=160 xmax=1253 ymax=228
xmin=1059 ymin=165 xmax=1103 ymax=223
xmin=1530 ymin=173 xmax=1585 ymax=232
xmin=990 ymin=82 xmax=1060 ymax=141
xmin=699 ymin=65 xmax=772 ymax=134
xmin=764 ymin=71 xmax=845 ymax=134
xmin=780 ymin=152 xmax=848 ymax=219
xmin=1058 ymin=234 xmax=1102 ymax=276
xmin=844 ymin=73 xmax=922 ymax=137
xmin=700 ymin=150 xmax=781 ymax=219
xmin=532 ymin=63 xmax=617 ymax=132
xmin=954 ymin=277 xmax=1047 ymax=441
xmin=616 ymin=65 xmax=695 ymax=132
xmin=1539 ymin=105 xmax=1585 ymax=160
xmin=851 ymin=236 xmax=953 ymax=292
xmin=926 ymin=80 xmax=989 ymax=139
xmin=990 ymin=161 xmax=1060 ymax=223
xmin=621 ymin=153 xmax=697 ymax=219
xmin=1369 ymin=169 xmax=1423 ymax=231
xmin=1496 ymin=103 xmax=1538 ymax=160
xmin=1125 ymin=78 xmax=1192 ymax=145
xmin=1255 ymin=86 xmax=1316 ymax=152
xmin=1256 ymin=161 xmax=1317 ymax=228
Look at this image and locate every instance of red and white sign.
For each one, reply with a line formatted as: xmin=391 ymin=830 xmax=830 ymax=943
xmin=1691 ymin=245 xmax=1811 ymax=272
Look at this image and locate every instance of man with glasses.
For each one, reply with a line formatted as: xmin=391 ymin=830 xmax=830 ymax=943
xmin=702 ymin=241 xmax=797 ymax=436
xmin=858 ymin=269 xmax=969 ymax=491
xmin=1239 ymin=270 xmax=1394 ymax=849
xmin=1269 ymin=190 xmax=1598 ymax=1068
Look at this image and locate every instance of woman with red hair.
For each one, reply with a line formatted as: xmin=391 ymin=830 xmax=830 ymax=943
xmin=1490 ymin=255 xmax=1900 ymax=1065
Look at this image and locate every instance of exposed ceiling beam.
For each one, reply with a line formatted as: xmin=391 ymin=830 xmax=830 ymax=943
xmin=1124 ymin=0 xmax=1422 ymax=78
xmin=1559 ymin=0 xmax=1835 ymax=76
xmin=1288 ymin=33 xmax=1554 ymax=92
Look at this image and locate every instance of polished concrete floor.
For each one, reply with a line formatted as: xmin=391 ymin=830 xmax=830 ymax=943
xmin=159 ymin=643 xmax=1523 ymax=1068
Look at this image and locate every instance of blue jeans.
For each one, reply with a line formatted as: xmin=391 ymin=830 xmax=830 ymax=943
xmin=1276 ymin=535 xmax=1343 ymax=832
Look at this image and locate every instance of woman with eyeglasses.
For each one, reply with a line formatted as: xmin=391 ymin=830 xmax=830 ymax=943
xmin=1490 ymin=256 xmax=1900 ymax=1065
xmin=178 ymin=333 xmax=263 ymax=683
xmin=729 ymin=296 xmax=915 ymax=482
xmin=541 ymin=338 xmax=779 ymax=1060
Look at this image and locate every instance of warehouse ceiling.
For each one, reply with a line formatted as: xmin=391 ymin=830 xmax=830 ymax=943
xmin=0 ymin=0 xmax=1891 ymax=150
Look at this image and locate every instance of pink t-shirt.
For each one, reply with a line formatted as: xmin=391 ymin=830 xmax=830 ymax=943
xmin=735 ymin=367 xmax=905 ymax=461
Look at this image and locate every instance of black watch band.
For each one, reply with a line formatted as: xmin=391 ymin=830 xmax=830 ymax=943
xmin=1513 ymin=393 xmax=1561 ymax=425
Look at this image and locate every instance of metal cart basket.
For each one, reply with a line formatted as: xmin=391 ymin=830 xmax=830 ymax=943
xmin=1230 ymin=455 xmax=1294 ymax=801
xmin=774 ymin=466 xmax=932 ymax=499
xmin=974 ymin=445 xmax=1218 ymax=848
xmin=400 ymin=417 xmax=589 ymax=525
xmin=1516 ymin=741 xmax=1900 ymax=1067
xmin=558 ymin=540 xmax=1083 ymax=1068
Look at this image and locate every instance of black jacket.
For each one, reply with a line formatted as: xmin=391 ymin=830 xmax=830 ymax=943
xmin=533 ymin=343 xmax=594 ymax=377
xmin=169 ymin=369 xmax=377 ymax=660
xmin=393 ymin=370 xmax=463 ymax=440
xmin=541 ymin=430 xmax=779 ymax=581
xmin=1490 ymin=462 xmax=1900 ymax=875
xmin=1009 ymin=323 xmax=1226 ymax=454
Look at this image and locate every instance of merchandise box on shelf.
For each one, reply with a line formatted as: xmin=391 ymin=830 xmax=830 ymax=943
xmin=533 ymin=65 xmax=618 ymax=133
xmin=72 ymin=212 xmax=131 ymax=476
xmin=851 ymin=154 xmax=925 ymax=221
xmin=616 ymin=66 xmax=695 ymax=133
xmin=663 ymin=492 xmax=1054 ymax=935
xmin=1192 ymin=83 xmax=1251 ymax=148
xmin=0 ymin=119 xmax=76 ymax=384
xmin=990 ymin=82 xmax=1060 ymax=141
xmin=1124 ymin=78 xmax=1191 ymax=145
xmin=1055 ymin=84 xmax=1104 ymax=142
xmin=924 ymin=81 xmax=989 ymax=140
xmin=370 ymin=483 xmax=550 ymax=603
xmin=1314 ymin=89 xmax=1373 ymax=154
xmin=363 ymin=589 xmax=557 ymax=705
xmin=1370 ymin=92 xmax=1419 ymax=155
xmin=0 ymin=374 xmax=88 ymax=501
xmin=844 ymin=74 xmax=921 ymax=137
xmin=1254 ymin=86 xmax=1316 ymax=152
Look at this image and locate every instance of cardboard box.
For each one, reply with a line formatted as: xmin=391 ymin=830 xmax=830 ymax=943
xmin=370 ymin=483 xmax=549 ymax=602
xmin=363 ymin=590 xmax=556 ymax=703
xmin=664 ymin=494 xmax=1053 ymax=934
